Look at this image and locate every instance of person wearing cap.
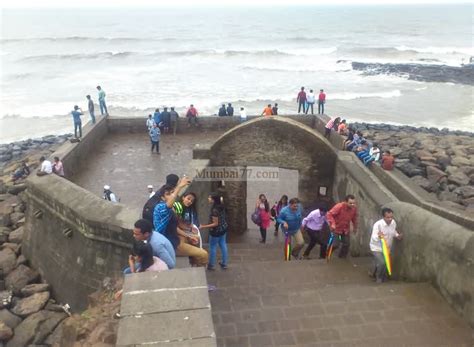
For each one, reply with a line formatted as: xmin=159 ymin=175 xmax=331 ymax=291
xmin=147 ymin=185 xmax=155 ymax=198
xmin=71 ymin=105 xmax=83 ymax=138
xmin=103 ymin=185 xmax=118 ymax=203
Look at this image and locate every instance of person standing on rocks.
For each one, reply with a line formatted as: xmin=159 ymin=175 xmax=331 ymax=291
xmin=96 ymin=85 xmax=109 ymax=116
xmin=71 ymin=105 xmax=83 ymax=138
xmin=149 ymin=123 xmax=161 ymax=154
xmin=170 ymin=107 xmax=179 ymax=135
xmin=326 ymin=194 xmax=358 ymax=258
xmin=369 ymin=208 xmax=402 ymax=283
xmin=318 ymin=89 xmax=326 ymax=114
xmin=86 ymin=95 xmax=96 ymax=124
xmin=52 ymin=156 xmax=65 ymax=177
xmin=37 ymin=156 xmax=53 ymax=176
xmin=103 ymin=185 xmax=118 ymax=203
xmin=277 ymin=198 xmax=305 ymax=259
xmin=226 ymin=103 xmax=234 ymax=116
xmin=306 ymin=89 xmax=316 ymax=114
xmin=301 ymin=206 xmax=328 ymax=259
xmin=297 ymin=87 xmax=307 ymax=113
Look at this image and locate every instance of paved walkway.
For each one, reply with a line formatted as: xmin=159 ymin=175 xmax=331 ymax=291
xmin=74 ymin=131 xmax=222 ymax=211
xmin=206 ymin=233 xmax=473 ymax=347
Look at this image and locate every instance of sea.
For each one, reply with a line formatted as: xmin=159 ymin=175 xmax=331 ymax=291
xmin=1 ymin=5 xmax=473 ymax=143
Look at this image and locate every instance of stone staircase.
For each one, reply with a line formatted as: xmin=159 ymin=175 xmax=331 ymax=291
xmin=206 ymin=233 xmax=473 ymax=347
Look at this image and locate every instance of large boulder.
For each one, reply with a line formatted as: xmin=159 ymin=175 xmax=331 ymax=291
xmin=0 ymin=309 xmax=22 ymax=329
xmin=410 ymin=176 xmax=433 ymax=192
xmin=6 ymin=310 xmax=67 ymax=347
xmin=5 ymin=265 xmax=39 ymax=295
xmin=0 ymin=248 xmax=17 ymax=275
xmin=453 ymin=186 xmax=474 ymax=199
xmin=8 ymin=213 xmax=24 ymax=227
xmin=0 ymin=321 xmax=13 ymax=341
xmin=12 ymin=292 xmax=50 ymax=317
xmin=448 ymin=171 xmax=470 ymax=186
xmin=7 ymin=227 xmax=24 ymax=244
xmin=395 ymin=162 xmax=423 ymax=177
xmin=438 ymin=191 xmax=461 ymax=204
xmin=6 ymin=185 xmax=27 ymax=196
xmin=451 ymin=156 xmax=471 ymax=167
xmin=426 ymin=166 xmax=447 ymax=184
xmin=21 ymin=283 xmax=50 ymax=297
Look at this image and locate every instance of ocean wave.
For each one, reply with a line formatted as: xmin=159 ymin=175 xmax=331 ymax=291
xmin=396 ymin=45 xmax=474 ymax=55
xmin=285 ymin=36 xmax=324 ymax=43
xmin=331 ymin=90 xmax=402 ymax=100
xmin=1 ymin=36 xmax=185 ymax=44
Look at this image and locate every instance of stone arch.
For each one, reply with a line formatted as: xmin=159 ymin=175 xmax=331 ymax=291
xmin=208 ymin=116 xmax=338 ymax=234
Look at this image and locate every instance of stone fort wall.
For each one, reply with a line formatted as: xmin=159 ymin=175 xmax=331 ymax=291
xmin=21 ymin=114 xmax=473 ymax=326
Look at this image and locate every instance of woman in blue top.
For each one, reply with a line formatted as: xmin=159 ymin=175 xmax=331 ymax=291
xmin=276 ymin=198 xmax=305 ymax=259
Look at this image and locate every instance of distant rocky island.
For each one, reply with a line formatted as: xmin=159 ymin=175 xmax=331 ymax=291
xmin=349 ymin=62 xmax=474 ymax=85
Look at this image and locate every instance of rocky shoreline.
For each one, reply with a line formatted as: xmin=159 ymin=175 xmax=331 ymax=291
xmin=352 ymin=122 xmax=474 ymax=213
xmin=0 ymin=191 xmax=119 ymax=346
xmin=350 ymin=62 xmax=474 ymax=86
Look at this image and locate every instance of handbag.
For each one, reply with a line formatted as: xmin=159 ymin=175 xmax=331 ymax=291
xmin=251 ymin=208 xmax=261 ymax=226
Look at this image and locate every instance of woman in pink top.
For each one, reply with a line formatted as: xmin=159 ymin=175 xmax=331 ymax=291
xmin=128 ymin=240 xmax=169 ymax=273
xmin=256 ymin=194 xmax=271 ymax=243
xmin=53 ymin=156 xmax=65 ymax=177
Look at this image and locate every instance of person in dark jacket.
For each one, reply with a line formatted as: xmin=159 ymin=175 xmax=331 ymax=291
xmin=272 ymin=103 xmax=278 ymax=115
xmin=226 ymin=103 xmax=234 ymax=116
xmin=161 ymin=107 xmax=171 ymax=133
xmin=218 ymin=104 xmax=227 ymax=117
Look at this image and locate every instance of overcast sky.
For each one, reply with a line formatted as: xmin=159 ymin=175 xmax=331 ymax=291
xmin=1 ymin=0 xmax=470 ymax=8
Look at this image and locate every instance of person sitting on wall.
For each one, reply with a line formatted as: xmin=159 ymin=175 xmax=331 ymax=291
xmin=346 ymin=131 xmax=364 ymax=151
xmin=153 ymin=177 xmax=191 ymax=249
xmin=174 ymin=192 xmax=209 ymax=267
xmin=127 ymin=240 xmax=169 ymax=273
xmin=12 ymin=161 xmax=30 ymax=183
xmin=103 ymin=185 xmax=119 ymax=203
xmin=218 ymin=104 xmax=227 ymax=117
xmin=381 ymin=150 xmax=395 ymax=171
xmin=186 ymin=104 xmax=199 ymax=127
xmin=343 ymin=127 xmax=354 ymax=150
xmin=362 ymin=143 xmax=381 ymax=166
xmin=52 ymin=156 xmax=65 ymax=177
xmin=36 ymin=156 xmax=53 ymax=176
xmin=338 ymin=119 xmax=347 ymax=135
xmin=142 ymin=174 xmax=180 ymax=224
xmin=128 ymin=218 xmax=176 ymax=270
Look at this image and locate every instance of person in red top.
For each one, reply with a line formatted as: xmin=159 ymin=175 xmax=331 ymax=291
xmin=296 ymin=86 xmax=307 ymax=114
xmin=381 ymin=150 xmax=395 ymax=170
xmin=326 ymin=194 xmax=357 ymax=258
xmin=186 ymin=104 xmax=199 ymax=127
xmin=318 ymin=89 xmax=326 ymax=114
xmin=262 ymin=104 xmax=273 ymax=116
xmin=256 ymin=194 xmax=271 ymax=243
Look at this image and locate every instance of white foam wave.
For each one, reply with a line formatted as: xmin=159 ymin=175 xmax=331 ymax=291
xmin=396 ymin=45 xmax=474 ymax=56
xmin=331 ymin=90 xmax=402 ymax=100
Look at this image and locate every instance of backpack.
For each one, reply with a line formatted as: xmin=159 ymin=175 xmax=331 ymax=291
xmin=142 ymin=195 xmax=161 ymax=224
xmin=251 ymin=208 xmax=261 ymax=226
xmin=210 ymin=208 xmax=228 ymax=237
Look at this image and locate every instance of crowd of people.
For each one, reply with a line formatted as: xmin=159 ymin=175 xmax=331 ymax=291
xmin=323 ymin=116 xmax=395 ymax=170
xmin=253 ymin=193 xmax=402 ymax=283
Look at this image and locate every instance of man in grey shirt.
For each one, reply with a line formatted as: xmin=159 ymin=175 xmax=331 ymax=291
xmin=170 ymin=107 xmax=179 ymax=136
xmin=86 ymin=95 xmax=95 ymax=124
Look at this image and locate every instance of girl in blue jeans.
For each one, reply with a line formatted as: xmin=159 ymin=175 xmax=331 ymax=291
xmin=200 ymin=193 xmax=228 ymax=271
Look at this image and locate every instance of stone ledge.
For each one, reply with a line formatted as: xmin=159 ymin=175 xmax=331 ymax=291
xmin=117 ymin=268 xmax=216 ymax=347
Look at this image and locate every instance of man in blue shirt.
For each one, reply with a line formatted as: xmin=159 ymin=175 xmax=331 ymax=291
xmin=71 ymin=105 xmax=83 ymax=138
xmin=277 ymin=197 xmax=305 ymax=259
xmin=153 ymin=108 xmax=161 ymax=128
xmin=131 ymin=219 xmax=176 ymax=269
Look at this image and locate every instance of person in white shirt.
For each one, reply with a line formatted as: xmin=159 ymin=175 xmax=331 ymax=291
xmin=146 ymin=114 xmax=154 ymax=131
xmin=305 ymin=89 xmax=316 ymax=115
xmin=37 ymin=156 xmax=53 ymax=176
xmin=103 ymin=185 xmax=118 ymax=203
xmin=369 ymin=208 xmax=403 ymax=283
xmin=147 ymin=185 xmax=155 ymax=198
xmin=239 ymin=107 xmax=247 ymax=123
